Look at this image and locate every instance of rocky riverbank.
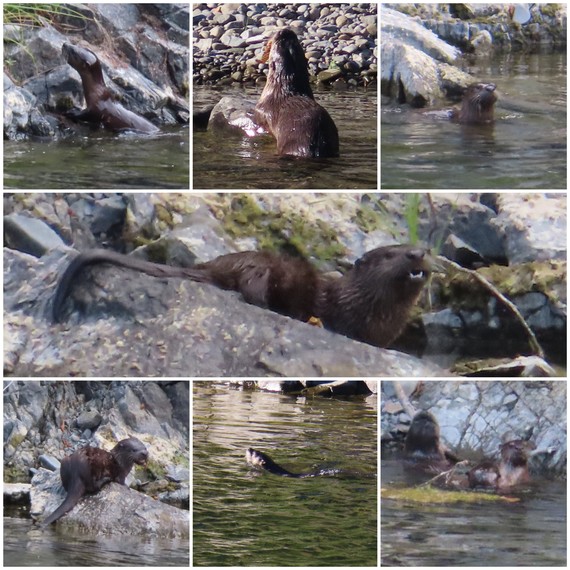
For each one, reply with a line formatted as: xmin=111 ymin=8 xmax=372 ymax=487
xmin=193 ymin=3 xmax=377 ymax=87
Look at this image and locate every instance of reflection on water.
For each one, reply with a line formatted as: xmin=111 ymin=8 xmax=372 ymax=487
xmin=193 ymin=383 xmax=378 ymax=566
xmin=381 ymin=51 xmax=567 ymax=189
xmin=193 ymin=86 xmax=377 ymax=190
xmin=381 ymin=459 xmax=567 ymax=566
xmin=4 ymin=128 xmax=189 ymax=190
xmin=3 ymin=515 xmax=189 ymax=566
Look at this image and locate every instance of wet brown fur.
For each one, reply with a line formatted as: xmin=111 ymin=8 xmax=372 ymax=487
xmin=254 ymin=28 xmax=339 ymax=157
xmin=62 ymin=43 xmax=158 ymax=134
xmin=42 ymin=437 xmax=148 ymax=525
xmin=453 ymin=82 xmax=498 ymax=124
xmin=468 ymin=439 xmax=535 ymax=490
xmin=404 ymin=411 xmax=458 ymax=474
xmin=52 ymin=244 xmax=431 ymax=348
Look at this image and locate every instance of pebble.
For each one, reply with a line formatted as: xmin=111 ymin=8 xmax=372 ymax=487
xmin=193 ymin=3 xmax=377 ymax=87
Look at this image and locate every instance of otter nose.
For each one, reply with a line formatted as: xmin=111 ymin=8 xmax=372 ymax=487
xmin=406 ymin=248 xmax=426 ymax=261
xmin=485 ymin=83 xmax=496 ymax=92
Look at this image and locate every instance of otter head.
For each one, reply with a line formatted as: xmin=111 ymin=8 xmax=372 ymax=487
xmin=459 ymin=82 xmax=498 ymax=124
xmin=405 ymin=411 xmax=443 ymax=458
xmin=500 ymin=439 xmax=535 ymax=468
xmin=352 ymin=244 xmax=432 ymax=304
xmin=62 ymin=43 xmax=106 ymax=105
xmin=245 ymin=448 xmax=267 ymax=468
xmin=62 ymin=43 xmax=102 ymax=77
xmin=260 ymin=28 xmax=313 ymax=98
xmin=113 ymin=437 xmax=149 ymax=467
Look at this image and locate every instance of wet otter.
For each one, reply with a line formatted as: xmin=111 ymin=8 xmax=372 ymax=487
xmin=404 ymin=411 xmax=459 ymax=474
xmin=254 ymin=28 xmax=339 ymax=158
xmin=51 ymin=244 xmax=431 ymax=348
xmin=452 ymin=82 xmax=497 ymax=124
xmin=246 ymin=448 xmax=339 ymax=478
xmin=468 ymin=439 xmax=535 ymax=490
xmin=42 ymin=437 xmax=148 ymax=525
xmin=62 ymin=43 xmax=158 ymax=134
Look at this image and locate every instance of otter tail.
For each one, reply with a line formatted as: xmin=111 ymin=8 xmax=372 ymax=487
xmin=42 ymin=493 xmax=79 ymax=525
xmin=52 ymin=249 xmax=205 ymax=323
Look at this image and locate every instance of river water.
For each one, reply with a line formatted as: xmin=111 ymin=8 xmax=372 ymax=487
xmin=3 ymin=127 xmax=189 ymax=189
xmin=193 ymin=86 xmax=377 ymax=190
xmin=193 ymin=382 xmax=378 ymax=566
xmin=381 ymin=50 xmax=567 ymax=189
xmin=381 ymin=458 xmax=567 ymax=566
xmin=3 ymin=510 xmax=189 ymax=566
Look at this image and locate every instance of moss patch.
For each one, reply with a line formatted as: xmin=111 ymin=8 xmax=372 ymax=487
xmin=220 ymin=194 xmax=346 ymax=264
xmin=382 ymin=485 xmax=520 ymax=504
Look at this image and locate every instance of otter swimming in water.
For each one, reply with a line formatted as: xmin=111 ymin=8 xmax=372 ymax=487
xmin=404 ymin=411 xmax=459 ymax=474
xmin=451 ymin=82 xmax=497 ymax=124
xmin=52 ymin=244 xmax=432 ymax=349
xmin=43 ymin=437 xmax=148 ymax=525
xmin=246 ymin=448 xmax=340 ymax=478
xmin=254 ymin=28 xmax=339 ymax=158
xmin=468 ymin=439 xmax=535 ymax=490
xmin=62 ymin=43 xmax=158 ymax=134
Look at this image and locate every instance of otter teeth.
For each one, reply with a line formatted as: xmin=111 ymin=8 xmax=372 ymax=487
xmin=409 ymin=270 xmax=427 ymax=280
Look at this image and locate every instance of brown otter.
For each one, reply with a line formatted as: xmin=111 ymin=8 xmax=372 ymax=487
xmin=246 ymin=448 xmax=340 ymax=478
xmin=51 ymin=244 xmax=431 ymax=348
xmin=452 ymin=82 xmax=497 ymax=124
xmin=62 ymin=43 xmax=158 ymax=134
xmin=468 ymin=439 xmax=535 ymax=490
xmin=42 ymin=437 xmax=148 ymax=525
xmin=254 ymin=29 xmax=339 ymax=158
xmin=404 ymin=411 xmax=459 ymax=474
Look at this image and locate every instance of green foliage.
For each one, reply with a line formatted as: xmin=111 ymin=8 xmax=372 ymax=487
xmin=404 ymin=193 xmax=421 ymax=245
xmin=222 ymin=194 xmax=346 ymax=265
xmin=4 ymin=3 xmax=86 ymax=26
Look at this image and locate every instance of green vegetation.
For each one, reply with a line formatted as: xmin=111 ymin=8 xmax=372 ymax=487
xmin=3 ymin=3 xmax=86 ymax=26
xmin=404 ymin=193 xmax=421 ymax=244
xmin=383 ymin=485 xmax=520 ymax=504
xmin=221 ymin=194 xmax=346 ymax=265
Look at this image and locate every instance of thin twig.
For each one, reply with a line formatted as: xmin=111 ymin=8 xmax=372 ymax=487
xmin=437 ymin=255 xmax=544 ymax=358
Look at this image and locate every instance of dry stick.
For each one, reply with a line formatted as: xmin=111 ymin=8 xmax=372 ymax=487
xmin=392 ymin=381 xmax=417 ymax=420
xmin=418 ymin=460 xmax=471 ymax=488
xmin=437 ymin=255 xmax=545 ymax=359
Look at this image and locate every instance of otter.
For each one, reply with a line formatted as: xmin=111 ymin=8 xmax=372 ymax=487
xmin=42 ymin=437 xmax=148 ymax=525
xmin=51 ymin=244 xmax=432 ymax=349
xmin=246 ymin=448 xmax=339 ymax=478
xmin=404 ymin=411 xmax=459 ymax=474
xmin=468 ymin=439 xmax=535 ymax=490
xmin=254 ymin=28 xmax=339 ymax=158
xmin=62 ymin=43 xmax=159 ymax=134
xmin=452 ymin=82 xmax=497 ymax=124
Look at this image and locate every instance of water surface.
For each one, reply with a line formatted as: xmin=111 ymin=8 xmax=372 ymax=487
xmin=193 ymin=86 xmax=377 ymax=190
xmin=381 ymin=458 xmax=566 ymax=566
xmin=193 ymin=382 xmax=378 ymax=566
xmin=3 ymin=514 xmax=189 ymax=566
xmin=382 ymin=51 xmax=566 ymax=189
xmin=4 ymin=128 xmax=189 ymax=189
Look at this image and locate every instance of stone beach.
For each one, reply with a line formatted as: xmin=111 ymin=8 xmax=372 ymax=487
xmin=193 ymin=3 xmax=377 ymax=87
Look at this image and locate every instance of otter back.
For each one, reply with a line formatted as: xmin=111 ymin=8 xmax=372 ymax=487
xmin=42 ymin=437 xmax=148 ymax=525
xmin=254 ymin=28 xmax=339 ymax=158
xmin=52 ymin=244 xmax=431 ymax=349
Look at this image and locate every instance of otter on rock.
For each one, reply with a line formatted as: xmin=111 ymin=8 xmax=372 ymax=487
xmin=254 ymin=28 xmax=339 ymax=158
xmin=62 ymin=43 xmax=158 ymax=134
xmin=42 ymin=437 xmax=148 ymax=525
xmin=468 ymin=439 xmax=535 ymax=490
xmin=452 ymin=82 xmax=498 ymax=124
xmin=404 ymin=411 xmax=459 ymax=474
xmin=51 ymin=244 xmax=432 ymax=349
